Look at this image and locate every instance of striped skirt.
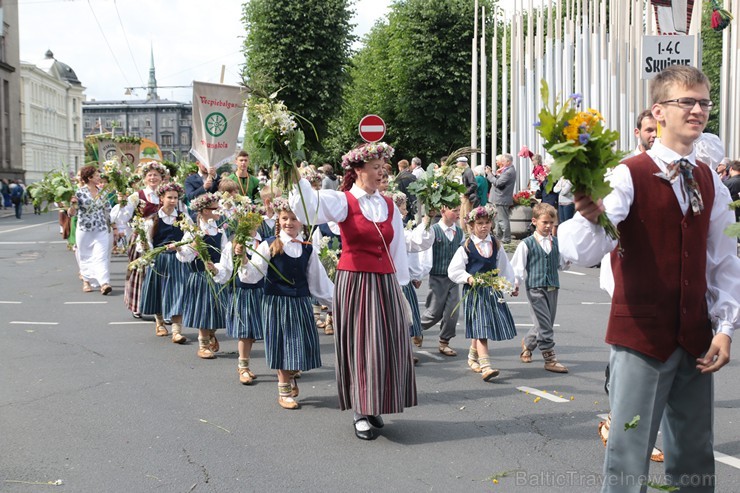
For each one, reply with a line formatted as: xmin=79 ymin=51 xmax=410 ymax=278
xmin=402 ymin=283 xmax=422 ymax=337
xmin=226 ymin=285 xmax=264 ymax=340
xmin=463 ymin=286 xmax=517 ymax=341
xmin=139 ymin=252 xmax=188 ymax=318
xmin=124 ymin=239 xmax=144 ymax=314
xmin=334 ymin=270 xmax=417 ymax=415
xmin=261 ymin=295 xmax=321 ymax=371
xmin=181 ymin=271 xmax=228 ymax=330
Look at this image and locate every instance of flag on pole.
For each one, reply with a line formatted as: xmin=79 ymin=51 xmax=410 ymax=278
xmin=651 ymin=0 xmax=695 ymax=34
xmin=190 ymin=81 xmax=245 ymax=170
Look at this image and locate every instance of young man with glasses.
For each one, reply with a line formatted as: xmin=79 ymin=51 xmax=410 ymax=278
xmin=560 ymin=65 xmax=739 ymax=492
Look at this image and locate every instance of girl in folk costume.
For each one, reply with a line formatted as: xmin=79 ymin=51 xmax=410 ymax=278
xmin=176 ymin=193 xmax=231 ymax=359
xmin=290 ymin=142 xmax=416 ymax=441
xmin=448 ymin=205 xmax=518 ymax=381
xmin=138 ymin=183 xmax=191 ymax=343
xmin=384 ymin=191 xmax=434 ymax=359
xmin=239 ymin=197 xmax=333 ymax=409
xmin=122 ymin=161 xmax=169 ymax=317
xmin=218 ymin=192 xmax=264 ymax=385
xmin=67 ymin=165 xmax=113 ymax=295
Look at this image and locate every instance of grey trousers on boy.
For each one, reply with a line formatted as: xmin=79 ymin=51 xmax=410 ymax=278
xmin=523 ymin=287 xmax=558 ymax=352
xmin=603 ymin=346 xmax=714 ymax=493
xmin=420 ymin=275 xmax=459 ymax=342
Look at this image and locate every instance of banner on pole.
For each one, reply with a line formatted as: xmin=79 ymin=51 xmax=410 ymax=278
xmin=98 ymin=140 xmax=141 ymax=168
xmin=190 ymin=81 xmax=245 ymax=170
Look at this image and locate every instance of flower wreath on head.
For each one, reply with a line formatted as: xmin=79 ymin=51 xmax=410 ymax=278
xmin=383 ymin=190 xmax=407 ymax=208
xmin=341 ymin=142 xmax=395 ymax=170
xmin=466 ymin=204 xmax=497 ymax=223
xmin=190 ymin=192 xmax=219 ymax=212
xmin=140 ymin=161 xmax=170 ymax=177
xmin=271 ymin=196 xmax=292 ymax=214
xmin=157 ymin=182 xmax=184 ymax=197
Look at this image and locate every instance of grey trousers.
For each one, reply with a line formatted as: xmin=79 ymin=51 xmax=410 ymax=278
xmin=523 ymin=287 xmax=558 ymax=352
xmin=420 ymin=275 xmax=460 ymax=341
xmin=494 ymin=204 xmax=511 ymax=243
xmin=602 ymin=346 xmax=715 ymax=493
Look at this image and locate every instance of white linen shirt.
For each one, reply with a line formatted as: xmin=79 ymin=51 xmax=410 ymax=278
xmin=559 ymin=140 xmax=740 ymax=339
xmin=448 ymin=234 xmax=515 ymax=285
xmin=510 ymin=231 xmax=570 ymax=288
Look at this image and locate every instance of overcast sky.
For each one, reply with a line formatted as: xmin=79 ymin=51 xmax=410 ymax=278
xmin=18 ymin=0 xmax=529 ymax=103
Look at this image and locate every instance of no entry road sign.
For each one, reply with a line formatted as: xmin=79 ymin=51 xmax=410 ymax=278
xmin=358 ymin=114 xmax=386 ymax=143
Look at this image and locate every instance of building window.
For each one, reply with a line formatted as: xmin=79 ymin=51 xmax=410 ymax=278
xmin=181 ymin=132 xmax=189 ymax=146
xmin=145 ymin=119 xmax=151 ymax=127
xmin=161 ymin=134 xmax=173 ymax=146
xmin=73 ymin=123 xmax=77 ymax=141
xmin=84 ymin=119 xmax=91 ymax=129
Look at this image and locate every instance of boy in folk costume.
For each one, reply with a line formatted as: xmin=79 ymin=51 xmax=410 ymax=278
xmin=511 ymin=202 xmax=570 ymax=373
xmin=560 ymin=65 xmax=740 ymax=492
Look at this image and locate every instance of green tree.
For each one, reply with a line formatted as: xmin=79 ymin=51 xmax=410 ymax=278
xmin=242 ymin=0 xmax=354 ymax=166
xmin=700 ymin=2 xmax=723 ymax=136
xmin=326 ymin=0 xmax=493 ymax=166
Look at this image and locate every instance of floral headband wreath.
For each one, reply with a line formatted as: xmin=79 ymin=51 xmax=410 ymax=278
xmin=383 ymin=190 xmax=407 ymax=208
xmin=341 ymin=142 xmax=395 ymax=170
xmin=466 ymin=204 xmax=497 ymax=223
xmin=271 ymin=196 xmax=292 ymax=214
xmin=140 ymin=161 xmax=170 ymax=177
xmin=157 ymin=182 xmax=184 ymax=197
xmin=300 ymin=167 xmax=322 ymax=186
xmin=190 ymin=192 xmax=220 ymax=212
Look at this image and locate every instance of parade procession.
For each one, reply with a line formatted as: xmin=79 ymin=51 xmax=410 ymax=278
xmin=2 ymin=0 xmax=740 ymax=492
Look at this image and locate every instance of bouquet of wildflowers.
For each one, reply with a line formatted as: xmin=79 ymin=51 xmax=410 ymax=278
xmin=317 ymin=236 xmax=341 ymax=281
xmin=513 ymin=190 xmax=537 ymax=207
xmin=100 ymin=158 xmax=133 ymax=205
xmin=407 ymin=147 xmax=472 ymax=225
xmin=246 ymin=89 xmax=313 ymax=188
xmin=535 ymin=80 xmax=626 ymax=239
xmin=453 ymin=268 xmax=515 ymax=315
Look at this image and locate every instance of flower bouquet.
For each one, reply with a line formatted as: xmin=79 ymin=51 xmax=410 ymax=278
xmin=535 ymin=80 xmax=627 ymax=239
xmin=452 ymin=268 xmax=515 ymax=315
xmin=317 ymin=236 xmax=341 ymax=281
xmin=513 ymin=190 xmax=537 ymax=207
xmin=407 ymin=147 xmax=472 ymax=225
xmin=100 ymin=158 xmax=133 ymax=205
xmin=27 ymin=168 xmax=76 ymax=212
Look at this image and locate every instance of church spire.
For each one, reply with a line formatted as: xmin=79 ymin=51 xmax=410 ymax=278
xmin=147 ymin=45 xmax=158 ymax=100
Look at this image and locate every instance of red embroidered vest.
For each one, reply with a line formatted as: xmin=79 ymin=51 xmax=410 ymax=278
xmin=606 ymin=153 xmax=715 ymax=362
xmin=138 ymin=189 xmax=160 ymax=217
xmin=337 ymin=191 xmax=395 ymax=274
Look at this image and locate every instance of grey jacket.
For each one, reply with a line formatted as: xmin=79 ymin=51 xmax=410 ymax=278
xmin=488 ymin=165 xmax=517 ymax=206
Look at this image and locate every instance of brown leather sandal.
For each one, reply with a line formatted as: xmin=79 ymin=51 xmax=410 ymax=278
xmin=520 ymin=339 xmax=533 ymax=363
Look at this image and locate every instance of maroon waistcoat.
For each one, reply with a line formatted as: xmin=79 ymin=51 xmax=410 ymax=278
xmin=606 ymin=152 xmax=715 ymax=362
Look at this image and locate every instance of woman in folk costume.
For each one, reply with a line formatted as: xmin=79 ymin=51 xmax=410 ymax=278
xmin=239 ymin=197 xmax=332 ymax=408
xmin=121 ymin=161 xmax=168 ymax=317
xmin=176 ymin=193 xmax=230 ymax=359
xmin=138 ymin=182 xmax=191 ymax=343
xmin=67 ymin=165 xmax=113 ymax=295
xmin=290 ymin=142 xmax=416 ymax=441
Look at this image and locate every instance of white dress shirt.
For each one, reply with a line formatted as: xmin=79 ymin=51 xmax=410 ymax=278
xmin=559 ymin=140 xmax=740 ymax=338
xmin=289 ymin=178 xmax=410 ymax=286
xmin=447 ymin=234 xmax=515 ymax=285
xmin=510 ymin=231 xmax=570 ymax=288
xmin=238 ymin=229 xmax=334 ymax=307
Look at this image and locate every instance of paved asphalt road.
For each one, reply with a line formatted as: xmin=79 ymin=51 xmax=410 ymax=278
xmin=1 ymin=207 xmax=739 ymax=492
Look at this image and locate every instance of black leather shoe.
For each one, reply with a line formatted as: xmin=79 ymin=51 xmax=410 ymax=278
xmin=353 ymin=419 xmax=375 ymax=440
xmin=366 ymin=415 xmax=384 ymax=428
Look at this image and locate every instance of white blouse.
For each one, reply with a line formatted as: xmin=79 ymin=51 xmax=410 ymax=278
xmin=447 ymin=234 xmax=515 ymax=285
xmin=175 ymin=218 xmax=231 ymax=284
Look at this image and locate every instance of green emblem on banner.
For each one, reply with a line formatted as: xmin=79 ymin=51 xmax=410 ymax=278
xmin=205 ymin=112 xmax=227 ymax=137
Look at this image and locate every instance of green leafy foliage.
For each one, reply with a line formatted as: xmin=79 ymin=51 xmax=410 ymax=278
xmin=624 ymin=414 xmax=640 ymax=431
xmin=27 ymin=169 xmax=76 ymax=212
xmin=242 ymin=0 xmax=354 ymax=161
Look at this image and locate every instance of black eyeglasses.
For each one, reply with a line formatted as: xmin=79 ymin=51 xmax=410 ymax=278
xmin=659 ymin=98 xmax=714 ymax=111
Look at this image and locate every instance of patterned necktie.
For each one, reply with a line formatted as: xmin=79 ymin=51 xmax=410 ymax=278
xmin=665 ymin=158 xmax=704 ymax=216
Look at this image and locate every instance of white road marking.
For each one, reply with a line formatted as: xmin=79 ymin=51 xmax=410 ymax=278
xmin=508 ymin=301 xmax=529 ymax=305
xmin=0 ymin=301 xmax=22 ymax=304
xmin=0 ymin=241 xmax=67 ymax=245
xmin=582 ymin=302 xmax=612 ymax=305
xmin=416 ymin=350 xmax=445 ymax=361
xmin=109 ymin=321 xmax=152 ymax=325
xmin=0 ymin=221 xmax=58 ymax=235
xmin=597 ymin=414 xmax=609 ymax=420
xmin=517 ymin=323 xmax=561 ymax=327
xmin=714 ymin=452 xmax=740 ymax=470
xmin=516 ymin=386 xmax=570 ymax=403
xmin=10 ymin=321 xmax=58 ymax=325
xmin=562 ymin=271 xmax=586 ymax=276
xmin=64 ymin=301 xmax=109 ymax=305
